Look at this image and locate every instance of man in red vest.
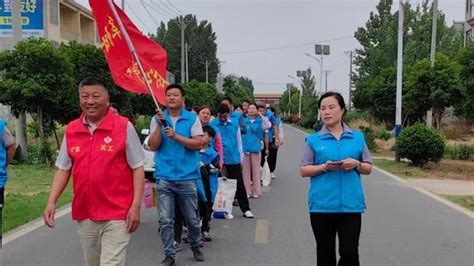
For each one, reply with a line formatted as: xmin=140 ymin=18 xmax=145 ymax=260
xmin=43 ymin=77 xmax=145 ymax=266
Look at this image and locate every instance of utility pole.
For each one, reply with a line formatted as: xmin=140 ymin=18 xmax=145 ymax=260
xmin=180 ymin=17 xmax=186 ymax=83
xmin=427 ymin=0 xmax=438 ymax=129
xmin=12 ymin=0 xmax=27 ymax=161
xmin=217 ymin=60 xmax=224 ymax=92
xmin=324 ymin=70 xmax=331 ymax=92
xmin=395 ymin=0 xmax=405 ymax=162
xmin=185 ymin=42 xmax=189 ymax=83
xmin=121 ymin=0 xmax=125 ymax=10
xmin=346 ymin=50 xmax=353 ymax=111
xmin=205 ymin=60 xmax=209 ymax=83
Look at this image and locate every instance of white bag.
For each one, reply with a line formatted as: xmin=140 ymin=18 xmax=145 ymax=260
xmin=261 ymin=160 xmax=272 ymax=186
xmin=212 ymin=177 xmax=237 ymax=219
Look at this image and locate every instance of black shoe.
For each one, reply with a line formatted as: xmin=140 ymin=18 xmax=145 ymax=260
xmin=202 ymin=231 xmax=212 ymax=242
xmin=160 ymin=255 xmax=175 ymax=266
xmin=192 ymin=247 xmax=205 ymax=262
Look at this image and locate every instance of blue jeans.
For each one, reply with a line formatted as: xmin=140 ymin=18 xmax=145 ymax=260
xmin=157 ymin=179 xmax=200 ymax=257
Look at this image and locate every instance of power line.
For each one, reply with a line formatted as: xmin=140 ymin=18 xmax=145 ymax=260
xmin=218 ymin=36 xmax=353 ymax=55
xmin=139 ymin=0 xmax=161 ymax=30
xmin=165 ymin=0 xmax=184 ymax=15
xmin=126 ymin=2 xmax=154 ymax=33
xmin=158 ymin=0 xmax=182 ymax=17
xmin=147 ymin=0 xmax=178 ymax=18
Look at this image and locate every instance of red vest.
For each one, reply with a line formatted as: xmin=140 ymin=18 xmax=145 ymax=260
xmin=66 ymin=110 xmax=133 ymax=221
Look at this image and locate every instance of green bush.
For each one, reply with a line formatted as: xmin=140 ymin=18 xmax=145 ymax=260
xmin=444 ymin=144 xmax=474 ymax=161
xmin=377 ymin=129 xmax=391 ymax=141
xmin=27 ymin=142 xmax=56 ymax=166
xmin=396 ymin=124 xmax=445 ymax=166
xmin=344 ymin=111 xmax=371 ymax=124
xmin=359 ymin=126 xmax=377 ymax=151
xmin=134 ymin=115 xmax=152 ymax=142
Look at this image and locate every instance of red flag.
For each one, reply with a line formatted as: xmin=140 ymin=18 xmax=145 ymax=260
xmin=89 ymin=0 xmax=168 ymax=105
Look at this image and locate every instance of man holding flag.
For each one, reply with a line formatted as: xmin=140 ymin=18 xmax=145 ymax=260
xmin=148 ymin=84 xmax=206 ymax=265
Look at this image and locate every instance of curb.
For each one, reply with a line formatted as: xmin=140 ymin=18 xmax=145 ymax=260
xmin=3 ymin=204 xmax=72 ymax=246
xmin=286 ymin=124 xmax=474 ymax=219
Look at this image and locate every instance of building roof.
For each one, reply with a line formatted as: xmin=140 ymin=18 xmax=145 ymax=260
xmin=254 ymin=93 xmax=282 ymax=98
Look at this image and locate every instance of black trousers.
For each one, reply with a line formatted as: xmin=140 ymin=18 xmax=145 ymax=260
xmin=260 ymin=144 xmax=279 ymax=173
xmin=310 ymin=213 xmax=361 ymax=266
xmin=223 ymin=164 xmax=250 ymax=213
xmin=199 ymin=200 xmax=211 ymax=233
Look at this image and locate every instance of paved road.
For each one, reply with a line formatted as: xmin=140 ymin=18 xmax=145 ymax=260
xmin=2 ymin=125 xmax=473 ymax=265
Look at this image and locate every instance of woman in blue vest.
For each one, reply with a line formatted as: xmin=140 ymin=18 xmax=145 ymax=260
xmin=299 ymin=92 xmax=373 ymax=266
xmin=242 ymin=103 xmax=271 ymax=198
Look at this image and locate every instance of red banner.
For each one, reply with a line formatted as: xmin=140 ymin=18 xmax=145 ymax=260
xmin=89 ymin=0 xmax=168 ymax=105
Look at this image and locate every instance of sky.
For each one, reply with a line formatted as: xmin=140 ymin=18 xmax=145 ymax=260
xmin=76 ymin=0 xmax=465 ymax=102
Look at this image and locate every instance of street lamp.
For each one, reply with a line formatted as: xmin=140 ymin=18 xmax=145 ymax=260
xmin=304 ymin=52 xmax=323 ymax=95
xmin=288 ymin=74 xmax=303 ymax=120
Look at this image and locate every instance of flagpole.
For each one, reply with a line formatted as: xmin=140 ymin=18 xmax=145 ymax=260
xmin=107 ymin=0 xmax=164 ymax=112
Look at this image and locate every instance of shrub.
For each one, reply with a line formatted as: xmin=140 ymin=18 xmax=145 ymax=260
xmin=27 ymin=142 xmax=56 ymax=166
xmin=359 ymin=126 xmax=377 ymax=151
xmin=444 ymin=144 xmax=474 ymax=161
xmin=396 ymin=124 xmax=445 ymax=166
xmin=377 ymin=129 xmax=391 ymax=141
xmin=344 ymin=111 xmax=370 ymax=124
xmin=134 ymin=115 xmax=152 ymax=142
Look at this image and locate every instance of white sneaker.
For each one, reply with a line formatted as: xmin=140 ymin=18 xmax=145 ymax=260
xmin=243 ymin=210 xmax=254 ymax=218
xmin=271 ymin=172 xmax=276 ymax=179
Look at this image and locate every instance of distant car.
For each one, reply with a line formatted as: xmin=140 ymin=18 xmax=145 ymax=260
xmin=141 ymin=129 xmax=156 ymax=182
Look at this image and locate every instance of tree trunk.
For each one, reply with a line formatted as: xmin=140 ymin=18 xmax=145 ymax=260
xmin=52 ymin=123 xmax=60 ymax=150
xmin=15 ymin=112 xmax=28 ymax=160
xmin=434 ymin=110 xmax=443 ymax=131
xmin=37 ymin=108 xmax=44 ymax=141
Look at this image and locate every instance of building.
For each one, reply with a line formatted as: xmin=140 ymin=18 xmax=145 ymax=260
xmin=254 ymin=93 xmax=282 ymax=106
xmin=466 ymin=0 xmax=474 ymax=44
xmin=0 ymin=0 xmax=100 ymax=52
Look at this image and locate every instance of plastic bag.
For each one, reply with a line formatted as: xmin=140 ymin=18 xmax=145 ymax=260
xmin=142 ymin=181 xmax=157 ymax=209
xmin=212 ymin=177 xmax=237 ymax=219
xmin=261 ymin=160 xmax=271 ymax=186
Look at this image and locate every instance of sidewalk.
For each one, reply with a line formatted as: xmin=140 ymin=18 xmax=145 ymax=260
xmin=372 ymin=156 xmax=474 ymax=196
xmin=408 ymin=179 xmax=474 ymax=196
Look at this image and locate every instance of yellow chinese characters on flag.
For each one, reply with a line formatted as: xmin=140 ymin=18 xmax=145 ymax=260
xmin=89 ymin=0 xmax=168 ymax=105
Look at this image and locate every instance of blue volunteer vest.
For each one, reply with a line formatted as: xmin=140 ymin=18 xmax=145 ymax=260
xmin=210 ymin=119 xmax=240 ymax=164
xmin=243 ymin=117 xmax=264 ymax=153
xmin=154 ymin=109 xmax=200 ymax=181
xmin=0 ymin=120 xmax=7 ymax=188
xmin=306 ymin=130 xmax=367 ymax=213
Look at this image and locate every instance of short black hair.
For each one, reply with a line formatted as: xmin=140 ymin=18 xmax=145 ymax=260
xmin=257 ymin=104 xmax=266 ymax=109
xmin=221 ymin=96 xmax=233 ymax=104
xmin=202 ymin=125 xmax=216 ymax=138
xmin=79 ymin=77 xmax=108 ymax=92
xmin=216 ymin=103 xmax=230 ymax=114
xmin=166 ymin=83 xmax=185 ymax=96
xmin=318 ymin=91 xmax=346 ymax=112
xmin=235 ymin=104 xmax=243 ymax=110
xmin=242 ymin=99 xmax=250 ymax=104
xmin=248 ymin=103 xmax=258 ymax=109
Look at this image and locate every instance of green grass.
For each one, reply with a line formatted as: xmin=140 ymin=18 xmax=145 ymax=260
xmin=2 ymin=164 xmax=72 ymax=233
xmin=442 ymin=195 xmax=474 ymax=211
xmin=373 ymin=159 xmax=429 ymax=179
